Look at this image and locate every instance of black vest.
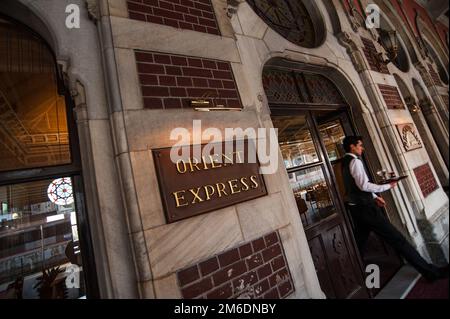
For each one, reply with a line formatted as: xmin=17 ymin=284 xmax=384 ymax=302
xmin=342 ymin=154 xmax=374 ymax=205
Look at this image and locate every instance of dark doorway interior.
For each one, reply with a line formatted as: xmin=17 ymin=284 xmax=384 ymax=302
xmin=264 ymin=67 xmax=403 ymax=298
xmin=272 ymin=108 xmax=403 ymax=298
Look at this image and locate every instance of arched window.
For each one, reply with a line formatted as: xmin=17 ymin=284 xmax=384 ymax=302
xmin=0 ymin=16 xmax=96 ymax=299
xmin=424 ymin=40 xmax=449 ymax=85
xmin=246 ymin=0 xmax=326 ymax=48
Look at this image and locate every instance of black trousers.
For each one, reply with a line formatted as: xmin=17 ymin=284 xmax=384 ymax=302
xmin=348 ymin=202 xmax=439 ymax=278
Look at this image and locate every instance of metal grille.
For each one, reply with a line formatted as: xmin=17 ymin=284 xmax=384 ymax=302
xmin=262 ymin=68 xmax=303 ymax=104
xmin=303 ymin=73 xmax=345 ymax=104
xmin=263 ymin=68 xmax=346 ymax=105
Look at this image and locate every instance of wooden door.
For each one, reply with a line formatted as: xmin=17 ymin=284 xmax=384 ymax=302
xmin=316 ymin=111 xmax=403 ymax=296
xmin=272 ymin=111 xmax=368 ymax=299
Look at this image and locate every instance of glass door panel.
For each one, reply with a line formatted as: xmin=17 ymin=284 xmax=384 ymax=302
xmin=272 ymin=114 xmax=319 ymax=169
xmin=317 ymin=118 xmax=347 ymax=199
xmin=288 ymin=165 xmax=337 ymax=227
xmin=272 ymin=113 xmax=337 ymax=228
xmin=0 ymin=177 xmax=86 ymax=299
xmin=318 ymin=119 xmax=346 ymax=161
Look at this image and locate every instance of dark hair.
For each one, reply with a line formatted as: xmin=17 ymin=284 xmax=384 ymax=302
xmin=343 ymin=135 xmax=363 ymax=152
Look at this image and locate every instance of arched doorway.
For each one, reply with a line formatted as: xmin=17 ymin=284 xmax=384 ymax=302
xmin=0 ymin=15 xmax=98 ymax=298
xmin=263 ymin=60 xmax=403 ymax=298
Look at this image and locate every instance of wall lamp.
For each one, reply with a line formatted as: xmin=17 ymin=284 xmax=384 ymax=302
xmin=190 ymin=99 xmax=242 ymax=112
xmin=409 ymin=104 xmax=421 ymax=113
xmin=372 ymin=29 xmax=399 ymax=66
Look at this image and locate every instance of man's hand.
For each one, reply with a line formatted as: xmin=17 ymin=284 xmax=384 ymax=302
xmin=374 ymin=196 xmax=386 ymax=207
xmin=390 ymin=181 xmax=398 ymax=188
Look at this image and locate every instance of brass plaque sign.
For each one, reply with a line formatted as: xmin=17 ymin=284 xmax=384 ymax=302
xmin=153 ymin=140 xmax=267 ymax=223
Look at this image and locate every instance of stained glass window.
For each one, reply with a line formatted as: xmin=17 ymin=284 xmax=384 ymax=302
xmin=47 ymin=178 xmax=74 ymax=206
xmin=247 ymin=0 xmax=316 ymax=48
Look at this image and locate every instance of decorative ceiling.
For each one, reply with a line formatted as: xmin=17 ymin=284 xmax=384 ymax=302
xmin=0 ymin=20 xmax=70 ymax=172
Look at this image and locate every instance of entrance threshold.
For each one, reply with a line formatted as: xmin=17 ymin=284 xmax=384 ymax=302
xmin=374 ymin=265 xmax=421 ymax=299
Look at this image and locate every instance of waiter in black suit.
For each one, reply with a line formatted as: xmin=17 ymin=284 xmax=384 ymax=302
xmin=341 ymin=135 xmax=448 ymax=282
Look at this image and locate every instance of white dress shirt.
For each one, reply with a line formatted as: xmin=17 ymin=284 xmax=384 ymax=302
xmin=345 ymin=153 xmax=391 ymax=200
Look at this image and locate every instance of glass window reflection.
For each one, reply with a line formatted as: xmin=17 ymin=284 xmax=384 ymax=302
xmin=289 ymin=166 xmax=336 ymax=227
xmin=272 ymin=115 xmax=319 ymax=169
xmin=318 ymin=119 xmax=346 ymax=161
xmin=0 ymin=178 xmax=85 ymax=299
xmin=0 ymin=19 xmax=71 ymax=172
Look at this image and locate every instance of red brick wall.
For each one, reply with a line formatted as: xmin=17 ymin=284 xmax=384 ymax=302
xmin=378 ymin=84 xmax=405 ymax=109
xmin=135 ymin=50 xmax=242 ymax=109
xmin=413 ymin=163 xmax=439 ymax=197
xmin=341 ymin=0 xmax=363 ymax=15
xmin=127 ymin=0 xmax=220 ymax=35
xmin=360 ymin=37 xmax=390 ymax=74
xmin=176 ymin=231 xmax=295 ymax=299
xmin=398 ymin=0 xmax=448 ymax=49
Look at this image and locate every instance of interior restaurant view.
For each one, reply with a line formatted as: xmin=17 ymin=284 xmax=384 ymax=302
xmin=0 ymin=17 xmax=91 ymax=299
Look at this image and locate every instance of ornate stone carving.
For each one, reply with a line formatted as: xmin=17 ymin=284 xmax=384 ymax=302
xmin=415 ymin=61 xmax=435 ymax=89
xmin=348 ymin=5 xmax=364 ymax=32
xmin=85 ymin=0 xmax=99 ymax=23
xmin=396 ymin=123 xmax=422 ymax=152
xmin=226 ymin=0 xmax=241 ymax=17
xmin=337 ymin=32 xmax=366 ymax=72
xmin=337 ymin=32 xmax=358 ymax=51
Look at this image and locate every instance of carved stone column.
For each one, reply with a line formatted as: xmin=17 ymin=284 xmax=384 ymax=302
xmin=415 ymin=61 xmax=449 ymax=132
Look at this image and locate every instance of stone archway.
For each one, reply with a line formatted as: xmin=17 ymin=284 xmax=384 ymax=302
xmin=0 ymin=1 xmax=57 ymax=54
xmin=263 ymin=57 xmax=407 ymax=233
xmin=0 ymin=13 xmax=101 ymax=298
xmin=262 ymin=57 xmax=409 ymax=297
